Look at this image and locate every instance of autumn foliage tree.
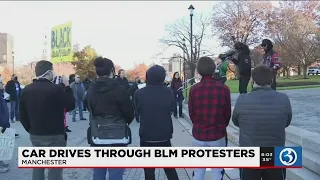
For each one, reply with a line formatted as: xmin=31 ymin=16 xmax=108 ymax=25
xmin=271 ymin=1 xmax=320 ymax=78
xmin=72 ymin=46 xmax=98 ymax=79
xmin=126 ymin=63 xmax=148 ymax=82
xmin=1 ymin=67 xmax=12 ymax=84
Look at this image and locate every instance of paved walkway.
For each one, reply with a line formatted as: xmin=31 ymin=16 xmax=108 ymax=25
xmin=3 ymin=111 xmax=230 ymax=180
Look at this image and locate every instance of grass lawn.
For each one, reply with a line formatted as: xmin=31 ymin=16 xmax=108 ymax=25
xmin=183 ymin=75 xmax=320 ymax=97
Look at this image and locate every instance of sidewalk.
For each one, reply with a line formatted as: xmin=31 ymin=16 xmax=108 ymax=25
xmin=3 ymin=112 xmax=195 ymax=180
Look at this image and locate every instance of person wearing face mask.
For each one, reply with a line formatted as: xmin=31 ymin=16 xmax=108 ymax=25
xmin=5 ymin=74 xmax=22 ymax=123
xmin=19 ymin=60 xmax=75 ymax=180
xmin=70 ymin=75 xmax=87 ymax=122
xmin=261 ymin=39 xmax=281 ymax=90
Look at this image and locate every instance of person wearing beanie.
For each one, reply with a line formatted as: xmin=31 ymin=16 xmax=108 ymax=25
xmin=261 ymin=39 xmax=281 ymax=90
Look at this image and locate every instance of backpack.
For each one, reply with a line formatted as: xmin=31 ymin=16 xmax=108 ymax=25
xmin=86 ymin=82 xmax=131 ymax=146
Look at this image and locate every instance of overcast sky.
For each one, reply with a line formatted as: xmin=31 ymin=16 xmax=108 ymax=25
xmin=0 ymin=1 xmax=279 ymax=69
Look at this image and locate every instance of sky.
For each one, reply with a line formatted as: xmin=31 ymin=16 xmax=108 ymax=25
xmin=0 ymin=1 xmax=279 ymax=69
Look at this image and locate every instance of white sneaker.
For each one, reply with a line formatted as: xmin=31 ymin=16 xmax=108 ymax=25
xmin=0 ymin=167 xmax=9 ymax=173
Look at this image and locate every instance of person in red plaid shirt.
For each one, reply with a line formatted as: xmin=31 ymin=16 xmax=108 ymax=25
xmin=188 ymin=56 xmax=232 ymax=180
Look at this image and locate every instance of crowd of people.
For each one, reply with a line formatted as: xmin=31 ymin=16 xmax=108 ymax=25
xmin=0 ymin=39 xmax=292 ymax=180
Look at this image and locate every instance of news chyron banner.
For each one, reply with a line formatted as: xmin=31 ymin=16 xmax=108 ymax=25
xmin=17 ymin=147 xmax=302 ymax=168
xmin=51 ymin=22 xmax=72 ymax=63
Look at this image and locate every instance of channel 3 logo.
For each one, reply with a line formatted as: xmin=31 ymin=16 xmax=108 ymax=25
xmin=274 ymin=147 xmax=302 ymax=167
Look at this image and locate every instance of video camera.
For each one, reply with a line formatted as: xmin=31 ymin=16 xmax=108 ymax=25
xmin=218 ymin=50 xmax=235 ymax=61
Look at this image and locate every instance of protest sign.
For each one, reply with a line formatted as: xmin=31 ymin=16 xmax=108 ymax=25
xmin=0 ymin=128 xmax=15 ymax=161
xmin=51 ymin=22 xmax=73 ymax=63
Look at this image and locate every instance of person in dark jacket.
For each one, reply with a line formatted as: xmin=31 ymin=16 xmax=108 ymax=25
xmin=69 ymin=74 xmax=75 ymax=85
xmin=5 ymin=74 xmax=22 ymax=122
xmin=130 ymin=77 xmax=142 ymax=122
xmin=261 ymin=39 xmax=281 ymax=90
xmin=231 ymin=42 xmax=252 ymax=94
xmin=232 ymin=65 xmax=291 ymax=180
xmin=0 ymin=88 xmax=10 ymax=173
xmin=134 ymin=65 xmax=179 ymax=180
xmin=87 ymin=57 xmax=134 ymax=180
xmin=19 ymin=60 xmax=75 ymax=180
xmin=70 ymin=75 xmax=87 ymax=122
xmin=82 ymin=77 xmax=92 ymax=112
xmin=170 ymin=72 xmax=184 ymax=118
xmin=116 ymin=69 xmax=130 ymax=89
xmin=189 ymin=57 xmax=231 ymax=180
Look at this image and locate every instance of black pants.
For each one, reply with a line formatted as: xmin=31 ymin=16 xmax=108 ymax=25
xmin=173 ymin=97 xmax=182 ymax=117
xmin=239 ymin=75 xmax=251 ymax=94
xmin=83 ymin=99 xmax=88 ymax=111
xmin=219 ymin=77 xmax=227 ymax=84
xmin=271 ymin=77 xmax=276 ymax=90
xmin=140 ymin=140 xmax=179 ymax=180
xmin=240 ymin=168 xmax=286 ymax=180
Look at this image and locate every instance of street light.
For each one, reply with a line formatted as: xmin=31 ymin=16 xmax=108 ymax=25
xmin=182 ymin=38 xmax=187 ymax=94
xmin=188 ymin=5 xmax=194 ymax=83
xmin=12 ymin=51 xmax=15 ymax=74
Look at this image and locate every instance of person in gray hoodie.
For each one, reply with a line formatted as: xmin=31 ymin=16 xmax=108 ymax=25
xmin=232 ymin=65 xmax=292 ymax=180
xmin=70 ymin=75 xmax=86 ymax=122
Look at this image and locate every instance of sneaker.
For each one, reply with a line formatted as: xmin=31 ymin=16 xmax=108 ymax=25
xmin=0 ymin=167 xmax=9 ymax=173
xmin=15 ymin=134 xmax=19 ymax=137
xmin=65 ymin=126 xmax=72 ymax=132
xmin=80 ymin=118 xmax=87 ymax=121
xmin=0 ymin=161 xmax=9 ymax=167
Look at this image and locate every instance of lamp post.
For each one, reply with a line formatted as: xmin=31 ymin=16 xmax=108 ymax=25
xmin=12 ymin=51 xmax=15 ymax=74
xmin=188 ymin=5 xmax=194 ymax=83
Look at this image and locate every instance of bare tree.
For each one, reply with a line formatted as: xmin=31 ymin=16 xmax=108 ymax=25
xmin=272 ymin=6 xmax=320 ymax=78
xmin=159 ymin=15 xmax=212 ymax=81
xmin=212 ymin=1 xmax=273 ymax=48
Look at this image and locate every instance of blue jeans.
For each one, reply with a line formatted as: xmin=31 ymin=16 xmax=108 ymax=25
xmin=192 ymin=136 xmax=226 ymax=180
xmin=72 ymin=100 xmax=84 ymax=120
xmin=10 ymin=100 xmax=19 ymax=121
xmin=93 ymin=168 xmax=125 ymax=180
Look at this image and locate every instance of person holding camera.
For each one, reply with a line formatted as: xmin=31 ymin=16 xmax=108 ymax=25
xmin=19 ymin=60 xmax=75 ymax=180
xmin=230 ymin=42 xmax=252 ymax=94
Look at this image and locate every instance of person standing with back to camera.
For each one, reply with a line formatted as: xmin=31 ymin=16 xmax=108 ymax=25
xmin=261 ymin=39 xmax=281 ymax=90
xmin=230 ymin=42 xmax=252 ymax=94
xmin=19 ymin=60 xmax=75 ymax=180
xmin=87 ymin=57 xmax=134 ymax=180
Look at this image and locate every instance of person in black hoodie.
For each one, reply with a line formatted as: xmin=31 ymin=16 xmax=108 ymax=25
xmin=130 ymin=77 xmax=142 ymax=122
xmin=116 ymin=69 xmax=130 ymax=90
xmin=231 ymin=42 xmax=252 ymax=94
xmin=134 ymin=65 xmax=179 ymax=180
xmin=87 ymin=57 xmax=134 ymax=180
xmin=5 ymin=74 xmax=22 ymax=122
xmin=19 ymin=60 xmax=75 ymax=180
